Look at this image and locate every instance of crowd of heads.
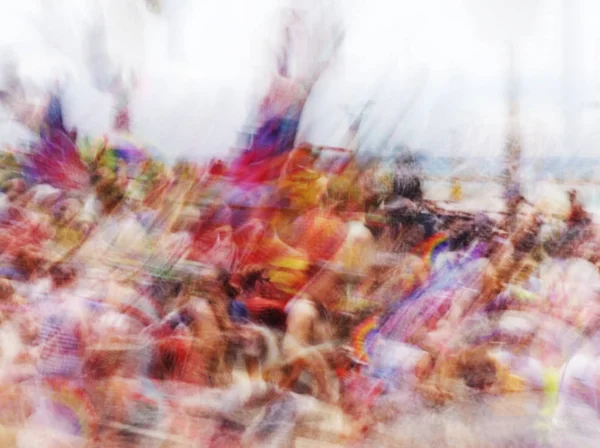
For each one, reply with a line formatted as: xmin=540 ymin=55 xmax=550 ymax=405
xmin=0 ymin=134 xmax=597 ymax=445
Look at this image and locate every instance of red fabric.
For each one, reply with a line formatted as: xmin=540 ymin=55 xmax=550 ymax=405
xmin=156 ymin=335 xmax=190 ymax=378
xmin=245 ymin=296 xmax=287 ymax=328
xmin=188 ymin=227 xmax=236 ymax=269
xmin=245 ymin=296 xmax=287 ymax=314
xmin=189 ymin=228 xmax=221 ymax=257
xmin=236 ymin=231 xmax=284 ymax=269
xmin=208 ymin=159 xmax=227 ymax=176
xmin=230 ymin=151 xmax=290 ymax=184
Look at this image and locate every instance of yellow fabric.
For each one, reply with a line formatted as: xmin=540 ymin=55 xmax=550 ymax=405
xmin=248 ymin=230 xmax=311 ymax=298
xmin=268 ymin=270 xmax=305 ymax=295
xmin=278 ymin=169 xmax=326 ymax=211
xmin=268 ymin=255 xmax=310 ymax=295
xmin=271 ymin=255 xmax=310 ymax=271
xmin=541 ymin=368 xmax=560 ymax=416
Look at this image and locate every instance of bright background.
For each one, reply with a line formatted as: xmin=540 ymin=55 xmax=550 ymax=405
xmin=0 ymin=0 xmax=600 ymax=162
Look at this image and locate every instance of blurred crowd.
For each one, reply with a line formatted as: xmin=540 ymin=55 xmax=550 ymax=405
xmin=0 ymin=83 xmax=600 ymax=448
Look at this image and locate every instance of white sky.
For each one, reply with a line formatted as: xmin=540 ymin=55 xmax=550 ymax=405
xmin=1 ymin=0 xmax=600 ymax=160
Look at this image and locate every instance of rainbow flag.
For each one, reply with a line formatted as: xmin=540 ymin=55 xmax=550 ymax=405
xmin=412 ymin=232 xmax=449 ymax=268
xmin=351 ymin=315 xmax=380 ymax=363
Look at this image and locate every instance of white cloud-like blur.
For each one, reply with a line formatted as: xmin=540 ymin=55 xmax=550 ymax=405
xmin=0 ymin=0 xmax=599 ymax=160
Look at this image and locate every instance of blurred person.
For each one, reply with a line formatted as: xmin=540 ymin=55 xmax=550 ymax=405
xmin=361 ymin=208 xmax=432 ymax=307
xmin=144 ymin=307 xmax=195 ymax=382
xmin=567 ymin=189 xmax=591 ymax=228
xmin=222 ymin=272 xmax=282 ymax=381
xmin=563 ymin=189 xmax=594 ymax=258
xmin=421 ymin=344 xmax=524 ymax=407
xmin=358 ymin=195 xmax=446 ymax=307
xmin=218 ymin=270 xmax=265 ymax=380
xmin=274 ymin=265 xmax=346 ymax=403
xmin=379 ymin=197 xmax=425 ymax=252
xmin=361 ymin=159 xmax=394 ymax=209
xmin=391 ymin=152 xmax=441 ymax=239
xmin=149 ymin=276 xmax=228 ymax=387
xmin=326 ymin=173 xmax=376 ymax=277
xmin=228 ymin=5 xmax=328 ymax=186
xmin=238 ymin=269 xmax=288 ymax=329
xmin=392 ymin=152 xmax=424 ymax=205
